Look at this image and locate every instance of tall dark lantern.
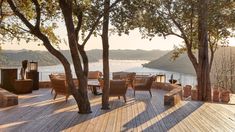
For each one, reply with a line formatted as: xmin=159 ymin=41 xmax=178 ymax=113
xmin=27 ymin=61 xmax=39 ymax=90
xmin=29 ymin=61 xmax=38 ymax=71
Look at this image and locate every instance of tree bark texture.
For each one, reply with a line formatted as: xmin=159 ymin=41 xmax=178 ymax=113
xmin=197 ymin=0 xmax=211 ymax=101
xmin=59 ymin=0 xmax=91 ymax=113
xmin=101 ymin=0 xmax=111 ymax=109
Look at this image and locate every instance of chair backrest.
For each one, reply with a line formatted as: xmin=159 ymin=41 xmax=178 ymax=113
xmin=127 ymin=72 xmax=136 ymax=80
xmin=112 ymin=72 xmax=126 ymax=80
xmin=112 ymin=72 xmax=136 ymax=80
xmin=49 ymin=73 xmax=66 ymax=80
xmin=144 ymin=76 xmax=155 ymax=90
xmin=49 ymin=74 xmax=79 ymax=89
xmin=88 ymin=71 xmax=102 ymax=79
xmin=109 ymin=80 xmax=127 ymax=96
xmin=50 ymin=78 xmax=69 ymax=94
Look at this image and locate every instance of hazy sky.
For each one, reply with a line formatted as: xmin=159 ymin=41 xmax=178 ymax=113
xmin=2 ymin=29 xmax=235 ymax=51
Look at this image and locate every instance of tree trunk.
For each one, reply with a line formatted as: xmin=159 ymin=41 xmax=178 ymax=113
xmin=197 ymin=0 xmax=211 ymax=101
xmin=39 ymin=32 xmax=91 ymax=113
xmin=101 ymin=0 xmax=111 ymax=110
xmin=59 ymin=0 xmax=91 ymax=113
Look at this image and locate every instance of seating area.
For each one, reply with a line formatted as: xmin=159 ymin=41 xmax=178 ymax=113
xmin=1 ymin=71 xmax=235 ymax=131
xmin=47 ymin=71 xmax=183 ymax=105
xmin=0 ymin=70 xmax=183 ymax=108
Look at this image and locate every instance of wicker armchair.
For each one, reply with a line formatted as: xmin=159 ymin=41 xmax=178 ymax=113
xmin=49 ymin=73 xmax=65 ymax=94
xmin=49 ymin=74 xmax=70 ymax=101
xmin=49 ymin=73 xmax=79 ymax=94
xmin=133 ymin=76 xmax=155 ymax=97
xmin=109 ymin=80 xmax=128 ymax=102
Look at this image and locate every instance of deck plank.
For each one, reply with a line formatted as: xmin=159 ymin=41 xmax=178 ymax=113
xmin=0 ymin=88 xmax=235 ymax=132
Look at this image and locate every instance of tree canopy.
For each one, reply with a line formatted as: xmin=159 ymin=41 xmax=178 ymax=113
xmin=110 ymin=0 xmax=235 ymax=100
xmin=0 ymin=0 xmax=122 ymax=113
xmin=112 ymin=0 xmax=235 ymax=57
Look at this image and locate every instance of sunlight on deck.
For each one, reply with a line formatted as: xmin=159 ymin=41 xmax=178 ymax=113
xmin=0 ymin=88 xmax=235 ymax=132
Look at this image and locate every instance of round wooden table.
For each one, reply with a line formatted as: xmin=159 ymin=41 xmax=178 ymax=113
xmin=88 ymin=80 xmax=102 ymax=95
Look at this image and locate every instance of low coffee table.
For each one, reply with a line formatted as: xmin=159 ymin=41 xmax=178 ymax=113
xmin=88 ymin=80 xmax=102 ymax=95
xmin=14 ymin=79 xmax=33 ymax=94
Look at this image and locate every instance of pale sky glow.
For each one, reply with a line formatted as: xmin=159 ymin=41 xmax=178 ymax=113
xmin=2 ymin=30 xmax=183 ymax=51
xmin=1 ymin=28 xmax=235 ymax=51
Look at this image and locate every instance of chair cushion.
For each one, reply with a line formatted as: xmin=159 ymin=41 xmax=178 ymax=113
xmin=50 ymin=73 xmax=65 ymax=79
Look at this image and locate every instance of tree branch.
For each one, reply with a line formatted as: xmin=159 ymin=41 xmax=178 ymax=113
xmin=81 ymin=0 xmax=122 ymax=46
xmin=208 ymin=33 xmax=218 ymax=71
xmin=163 ymin=31 xmax=183 ymax=39
xmin=0 ymin=0 xmax=3 ymax=24
xmin=166 ymin=6 xmax=198 ymax=69
xmin=31 ymin=0 xmax=41 ymax=29
xmin=1 ymin=26 xmax=18 ymax=35
xmin=74 ymin=3 xmax=82 ymax=41
xmin=7 ymin=0 xmax=35 ymax=31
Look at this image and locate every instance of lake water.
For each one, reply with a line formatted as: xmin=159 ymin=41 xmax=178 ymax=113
xmin=38 ymin=60 xmax=197 ymax=86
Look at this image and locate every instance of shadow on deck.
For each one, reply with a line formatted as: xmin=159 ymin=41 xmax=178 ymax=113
xmin=0 ymin=88 xmax=235 ymax=132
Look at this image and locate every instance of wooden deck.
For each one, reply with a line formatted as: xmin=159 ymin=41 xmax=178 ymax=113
xmin=0 ymin=88 xmax=235 ymax=132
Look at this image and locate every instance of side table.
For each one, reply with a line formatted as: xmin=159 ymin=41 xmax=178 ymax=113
xmin=27 ymin=71 xmax=39 ymax=90
xmin=14 ymin=79 xmax=33 ymax=94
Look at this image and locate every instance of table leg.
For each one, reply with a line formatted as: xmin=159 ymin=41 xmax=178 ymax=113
xmin=92 ymin=86 xmax=102 ymax=95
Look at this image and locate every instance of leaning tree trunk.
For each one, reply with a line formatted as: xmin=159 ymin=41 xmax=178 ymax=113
xmin=39 ymin=32 xmax=91 ymax=113
xmin=35 ymin=31 xmax=87 ymax=113
xmin=59 ymin=0 xmax=91 ymax=113
xmin=101 ymin=0 xmax=111 ymax=109
xmin=197 ymin=0 xmax=211 ymax=101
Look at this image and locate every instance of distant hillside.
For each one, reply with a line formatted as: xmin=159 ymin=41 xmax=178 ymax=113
xmin=144 ymin=46 xmax=235 ymax=75
xmin=143 ymin=50 xmax=196 ymax=75
xmin=0 ymin=49 xmax=169 ymax=67
xmin=87 ymin=49 xmax=169 ymax=61
xmin=0 ymin=50 xmax=59 ymax=67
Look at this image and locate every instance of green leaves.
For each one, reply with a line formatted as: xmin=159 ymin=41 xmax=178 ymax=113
xmin=113 ymin=0 xmax=234 ymax=58
xmin=0 ymin=0 xmax=61 ymax=44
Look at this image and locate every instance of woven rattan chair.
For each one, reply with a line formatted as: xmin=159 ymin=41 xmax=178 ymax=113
xmin=49 ymin=74 xmax=70 ymax=101
xmin=49 ymin=73 xmax=65 ymax=94
xmin=109 ymin=80 xmax=128 ymax=102
xmin=133 ymin=76 xmax=155 ymax=97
